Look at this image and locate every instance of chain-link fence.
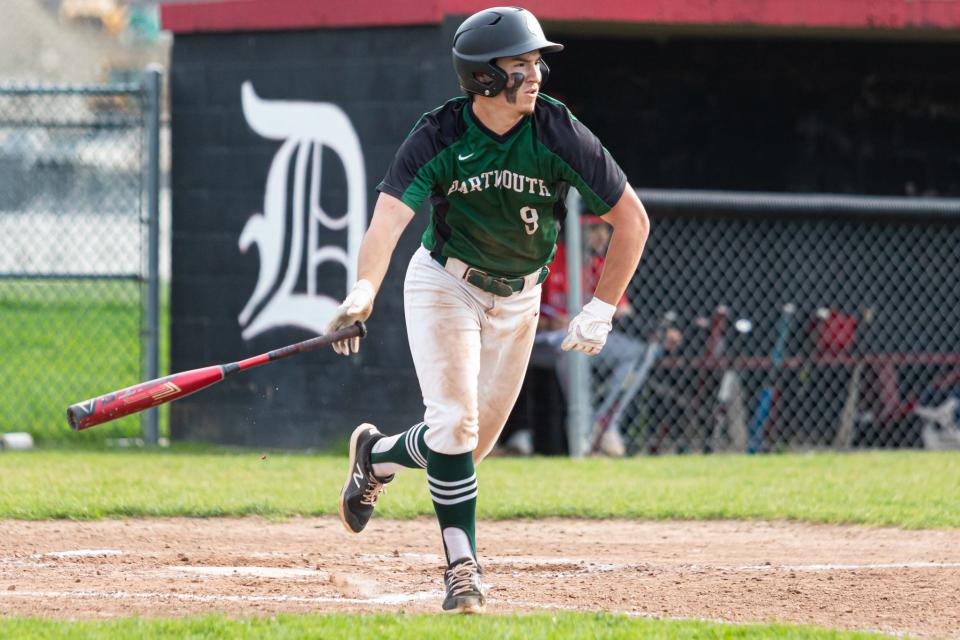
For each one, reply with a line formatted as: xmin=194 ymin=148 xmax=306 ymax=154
xmin=553 ymin=190 xmax=960 ymax=456
xmin=0 ymin=71 xmax=161 ymax=444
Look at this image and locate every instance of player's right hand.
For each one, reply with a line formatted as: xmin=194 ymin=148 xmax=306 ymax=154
xmin=326 ymin=280 xmax=375 ymax=355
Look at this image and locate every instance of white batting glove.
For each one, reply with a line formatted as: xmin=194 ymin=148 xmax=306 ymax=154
xmin=561 ymin=297 xmax=617 ymax=356
xmin=325 ymin=280 xmax=375 ymax=356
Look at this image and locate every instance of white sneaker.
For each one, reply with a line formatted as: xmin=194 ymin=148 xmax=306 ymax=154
xmin=504 ymin=429 xmax=534 ymax=456
xmin=598 ymin=429 xmax=626 ymax=457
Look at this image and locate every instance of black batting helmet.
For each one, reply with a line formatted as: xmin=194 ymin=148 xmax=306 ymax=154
xmin=452 ymin=7 xmax=563 ymax=97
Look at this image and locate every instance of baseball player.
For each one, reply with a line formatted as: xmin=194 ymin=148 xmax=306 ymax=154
xmin=326 ymin=6 xmax=649 ymax=613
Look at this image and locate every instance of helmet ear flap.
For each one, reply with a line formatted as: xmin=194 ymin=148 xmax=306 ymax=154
xmin=479 ymin=64 xmax=509 ymax=97
xmin=539 ymin=59 xmax=550 ymax=86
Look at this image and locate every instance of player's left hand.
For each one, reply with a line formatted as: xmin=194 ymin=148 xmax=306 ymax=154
xmin=326 ymin=280 xmax=375 ymax=355
xmin=561 ymin=297 xmax=617 ymax=356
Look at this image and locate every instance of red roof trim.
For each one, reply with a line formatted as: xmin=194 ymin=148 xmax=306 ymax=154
xmin=162 ymin=0 xmax=960 ymax=35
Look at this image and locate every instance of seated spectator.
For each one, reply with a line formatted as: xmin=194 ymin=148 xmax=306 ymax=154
xmin=517 ymin=215 xmax=680 ymax=456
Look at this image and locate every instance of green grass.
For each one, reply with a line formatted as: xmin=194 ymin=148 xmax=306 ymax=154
xmin=0 ymin=613 xmax=897 ymax=639
xmin=0 ymin=451 xmax=940 ymax=639
xmin=0 ymin=449 xmax=957 ymax=527
xmin=0 ymin=279 xmax=169 ymax=444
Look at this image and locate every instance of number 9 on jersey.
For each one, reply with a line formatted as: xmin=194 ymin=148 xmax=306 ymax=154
xmin=519 ymin=206 xmax=539 ymax=235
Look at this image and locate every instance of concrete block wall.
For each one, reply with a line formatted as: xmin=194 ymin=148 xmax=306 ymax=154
xmin=169 ymin=25 xmax=458 ymax=447
xmin=168 ymin=24 xmax=960 ymax=448
xmin=550 ymin=35 xmax=960 ymax=196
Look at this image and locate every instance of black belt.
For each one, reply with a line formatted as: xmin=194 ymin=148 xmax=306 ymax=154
xmin=431 ymin=252 xmax=549 ymax=297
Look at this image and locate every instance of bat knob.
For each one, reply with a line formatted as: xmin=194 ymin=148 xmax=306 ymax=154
xmin=66 ymin=403 xmax=90 ymax=431
xmin=355 ymin=321 xmax=368 ymax=338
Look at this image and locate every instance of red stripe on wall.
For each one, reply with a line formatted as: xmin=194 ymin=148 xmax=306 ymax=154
xmin=161 ymin=0 xmax=960 ymax=34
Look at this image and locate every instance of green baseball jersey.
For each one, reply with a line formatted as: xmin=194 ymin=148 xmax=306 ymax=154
xmin=377 ymin=94 xmax=627 ymax=278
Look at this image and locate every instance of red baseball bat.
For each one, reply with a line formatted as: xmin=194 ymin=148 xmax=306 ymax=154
xmin=66 ymin=321 xmax=367 ymax=431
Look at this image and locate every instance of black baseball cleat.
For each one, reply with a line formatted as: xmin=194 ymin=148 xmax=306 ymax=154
xmin=442 ymin=558 xmax=486 ymax=614
xmin=338 ymin=423 xmax=393 ymax=534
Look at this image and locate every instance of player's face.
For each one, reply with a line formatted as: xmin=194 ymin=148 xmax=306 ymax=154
xmin=494 ymin=51 xmax=542 ymax=114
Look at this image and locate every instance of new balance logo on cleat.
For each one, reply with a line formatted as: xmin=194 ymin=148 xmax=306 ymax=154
xmin=352 ymin=462 xmax=364 ymax=489
xmin=338 ymin=423 xmax=394 ymax=534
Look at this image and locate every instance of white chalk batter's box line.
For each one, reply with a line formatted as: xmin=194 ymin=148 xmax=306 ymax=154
xmin=735 ymin=561 xmax=960 ymax=571
xmin=0 ymin=588 xmax=727 ymax=619
xmin=3 ymin=550 xmax=960 ymax=576
xmin=0 ymin=588 xmax=441 ymax=606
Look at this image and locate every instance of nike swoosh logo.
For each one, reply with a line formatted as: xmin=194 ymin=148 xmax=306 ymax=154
xmin=458 ymin=153 xmax=474 ymax=161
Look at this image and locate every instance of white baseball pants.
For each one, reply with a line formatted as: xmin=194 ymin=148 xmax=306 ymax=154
xmin=403 ymin=246 xmax=541 ymax=460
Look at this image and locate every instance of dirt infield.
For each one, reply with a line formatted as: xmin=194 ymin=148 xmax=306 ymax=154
xmin=1 ymin=517 xmax=958 ymax=638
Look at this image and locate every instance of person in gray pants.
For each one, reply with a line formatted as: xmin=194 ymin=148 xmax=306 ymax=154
xmin=520 ymin=218 xmax=680 ymax=456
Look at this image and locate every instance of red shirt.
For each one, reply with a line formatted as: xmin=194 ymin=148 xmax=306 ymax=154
xmin=541 ymin=242 xmax=628 ymax=319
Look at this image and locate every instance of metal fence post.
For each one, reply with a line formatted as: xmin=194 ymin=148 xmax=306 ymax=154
xmin=564 ymin=188 xmax=591 ymax=457
xmin=143 ymin=64 xmax=162 ymax=446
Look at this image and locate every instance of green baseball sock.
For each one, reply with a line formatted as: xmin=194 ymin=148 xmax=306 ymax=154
xmin=427 ymin=449 xmax=477 ymax=564
xmin=369 ymin=422 xmax=429 ymax=477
